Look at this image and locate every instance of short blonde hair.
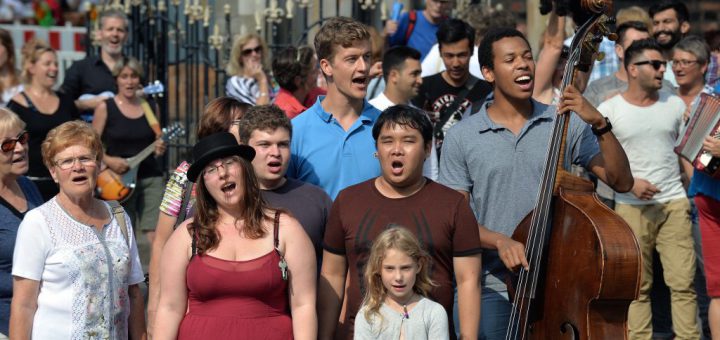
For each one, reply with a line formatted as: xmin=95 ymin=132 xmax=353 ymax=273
xmin=112 ymin=56 xmax=144 ymax=78
xmin=0 ymin=108 xmax=25 ymax=137
xmin=42 ymin=121 xmax=104 ymax=169
xmin=226 ymin=33 xmax=268 ymax=76
xmin=20 ymin=39 xmax=55 ymax=85
xmin=314 ymin=17 xmax=370 ymax=63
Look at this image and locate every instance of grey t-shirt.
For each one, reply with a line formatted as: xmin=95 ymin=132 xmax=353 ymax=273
xmin=262 ymin=177 xmax=332 ymax=267
xmin=585 ymin=74 xmax=676 ymax=107
xmin=354 ymin=297 xmax=449 ymax=340
xmin=438 ymin=99 xmax=600 ymax=291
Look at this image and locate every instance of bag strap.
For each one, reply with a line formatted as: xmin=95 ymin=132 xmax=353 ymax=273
xmin=173 ymin=181 xmax=194 ymax=230
xmin=404 ymin=10 xmax=417 ymax=45
xmin=433 ymin=77 xmax=478 ymax=140
xmin=140 ymin=99 xmax=162 ymax=137
xmin=20 ymin=91 xmax=38 ymax=113
xmin=107 ymin=200 xmax=130 ymax=247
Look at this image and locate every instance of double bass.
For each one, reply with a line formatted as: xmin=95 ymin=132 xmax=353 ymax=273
xmin=506 ymin=1 xmax=642 ymax=339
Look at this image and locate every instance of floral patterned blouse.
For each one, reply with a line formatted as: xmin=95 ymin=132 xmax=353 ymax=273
xmin=12 ymin=197 xmax=144 ymax=339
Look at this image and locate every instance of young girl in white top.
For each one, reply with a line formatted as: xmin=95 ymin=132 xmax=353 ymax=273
xmin=354 ymin=226 xmax=449 ymax=340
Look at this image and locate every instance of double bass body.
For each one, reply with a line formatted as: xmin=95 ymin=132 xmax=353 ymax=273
xmin=510 ymin=173 xmax=641 ymax=339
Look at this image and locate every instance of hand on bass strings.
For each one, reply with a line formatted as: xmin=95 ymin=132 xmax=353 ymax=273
xmin=631 ymin=177 xmax=661 ymax=201
xmin=104 ymin=155 xmax=129 ymax=174
xmin=496 ymin=234 xmax=530 ymax=271
xmin=558 ymin=85 xmax=605 ymax=127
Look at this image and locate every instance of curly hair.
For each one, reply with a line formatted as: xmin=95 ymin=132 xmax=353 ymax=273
xmin=271 ymin=45 xmax=315 ymax=92
xmin=314 ymin=17 xmax=370 ymax=63
xmin=237 ymin=104 xmax=292 ymax=144
xmin=20 ymin=39 xmax=55 ymax=85
xmin=226 ymin=33 xmax=269 ymax=76
xmin=361 ymin=226 xmax=436 ymax=329
xmin=189 ymin=156 xmax=275 ymax=254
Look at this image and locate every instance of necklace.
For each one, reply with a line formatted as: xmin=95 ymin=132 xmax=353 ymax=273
xmin=389 ymin=293 xmax=415 ymax=319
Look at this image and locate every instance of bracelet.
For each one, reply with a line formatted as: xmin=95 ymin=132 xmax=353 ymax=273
xmin=591 ymin=117 xmax=613 ymax=136
xmin=258 ymin=92 xmax=268 ymax=97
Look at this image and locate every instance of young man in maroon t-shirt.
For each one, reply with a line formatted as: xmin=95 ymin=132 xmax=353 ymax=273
xmin=318 ymin=105 xmax=481 ymax=340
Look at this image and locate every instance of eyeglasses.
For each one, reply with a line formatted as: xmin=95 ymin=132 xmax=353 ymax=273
xmin=1 ymin=131 xmax=28 ymax=152
xmin=54 ymin=154 xmax=97 ymax=170
xmin=671 ymin=59 xmax=699 ymax=68
xmin=203 ymin=156 xmax=241 ymax=178
xmin=241 ymin=46 xmax=262 ymax=56
xmin=633 ymin=60 xmax=667 ymax=70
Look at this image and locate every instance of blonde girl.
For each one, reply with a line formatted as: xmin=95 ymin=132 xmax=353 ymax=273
xmin=355 ymin=226 xmax=449 ymax=340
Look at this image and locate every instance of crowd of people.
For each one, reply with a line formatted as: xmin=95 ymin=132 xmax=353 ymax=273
xmin=0 ymin=0 xmax=715 ymax=339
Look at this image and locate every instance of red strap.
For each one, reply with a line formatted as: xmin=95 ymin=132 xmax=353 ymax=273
xmin=404 ymin=10 xmax=417 ymax=45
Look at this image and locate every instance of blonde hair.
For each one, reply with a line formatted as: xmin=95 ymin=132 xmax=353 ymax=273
xmin=361 ymin=226 xmax=436 ymax=327
xmin=20 ymin=39 xmax=55 ymax=85
xmin=42 ymin=121 xmax=103 ymax=169
xmin=0 ymin=108 xmax=25 ymax=136
xmin=226 ymin=33 xmax=268 ymax=76
xmin=112 ymin=56 xmax=144 ymax=78
xmin=617 ymin=6 xmax=653 ymax=33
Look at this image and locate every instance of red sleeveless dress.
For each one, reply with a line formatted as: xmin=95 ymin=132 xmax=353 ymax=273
xmin=178 ymin=214 xmax=292 ymax=339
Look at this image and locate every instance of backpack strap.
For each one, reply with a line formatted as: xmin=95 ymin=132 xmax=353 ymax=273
xmin=403 ymin=10 xmax=417 ymax=46
xmin=107 ymin=200 xmax=130 ymax=247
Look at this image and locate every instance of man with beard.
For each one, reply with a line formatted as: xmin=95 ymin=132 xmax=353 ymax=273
xmin=597 ymin=38 xmax=699 ymax=339
xmin=61 ymin=9 xmax=129 ymax=121
xmin=649 ymin=1 xmax=691 ymax=87
xmin=318 ymin=105 xmax=481 ymax=340
xmin=288 ymin=17 xmax=381 ymax=200
xmin=412 ymin=18 xmax=492 ymax=156
xmin=439 ymin=27 xmax=633 ymax=340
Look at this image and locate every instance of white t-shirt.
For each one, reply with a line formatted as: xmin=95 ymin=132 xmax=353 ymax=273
xmin=597 ymin=92 xmax=687 ymax=205
xmin=12 ymin=198 xmax=144 ymax=339
xmin=421 ymin=44 xmax=483 ymax=79
xmin=369 ymin=93 xmax=439 ymax=180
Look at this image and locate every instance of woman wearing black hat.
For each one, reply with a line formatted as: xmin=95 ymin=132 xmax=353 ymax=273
xmin=153 ymin=132 xmax=317 ymax=340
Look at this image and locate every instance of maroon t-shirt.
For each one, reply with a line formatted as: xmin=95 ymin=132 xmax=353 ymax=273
xmin=323 ymin=178 xmax=482 ymax=338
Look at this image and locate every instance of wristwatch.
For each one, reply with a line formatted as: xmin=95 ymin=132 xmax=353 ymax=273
xmin=591 ymin=117 xmax=613 ymax=136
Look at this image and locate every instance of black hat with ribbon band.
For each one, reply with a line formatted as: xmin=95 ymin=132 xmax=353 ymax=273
xmin=187 ymin=132 xmax=255 ymax=182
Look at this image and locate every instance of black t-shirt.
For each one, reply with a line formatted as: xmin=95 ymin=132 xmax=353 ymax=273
xmin=411 ymin=73 xmax=492 ymax=145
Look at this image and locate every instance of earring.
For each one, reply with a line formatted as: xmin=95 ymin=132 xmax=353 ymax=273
xmin=373 ymin=152 xmax=378 ymax=158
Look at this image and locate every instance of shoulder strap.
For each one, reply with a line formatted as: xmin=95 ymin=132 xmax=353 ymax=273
xmin=107 ymin=200 xmax=130 ymax=247
xmin=140 ymin=99 xmax=162 ymax=137
xmin=20 ymin=92 xmax=38 ymax=112
xmin=434 ymin=77 xmax=479 ymax=140
xmin=173 ymin=182 xmax=194 ymax=230
xmin=404 ymin=10 xmax=417 ymax=45
xmin=273 ymin=210 xmax=280 ymax=250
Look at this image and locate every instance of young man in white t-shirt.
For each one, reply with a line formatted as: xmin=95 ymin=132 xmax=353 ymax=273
xmin=597 ymin=38 xmax=699 ymax=340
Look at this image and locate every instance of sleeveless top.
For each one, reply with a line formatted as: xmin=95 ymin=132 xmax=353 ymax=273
xmin=101 ymin=98 xmax=162 ymax=178
xmin=178 ymin=211 xmax=292 ymax=339
xmin=7 ymin=91 xmax=77 ymax=178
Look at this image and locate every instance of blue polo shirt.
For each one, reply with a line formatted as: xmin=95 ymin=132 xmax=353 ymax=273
xmin=288 ymin=96 xmax=382 ymax=199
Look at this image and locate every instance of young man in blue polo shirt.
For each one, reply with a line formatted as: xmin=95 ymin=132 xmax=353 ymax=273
xmin=438 ymin=28 xmax=634 ymax=339
xmin=288 ymin=17 xmax=382 ymax=199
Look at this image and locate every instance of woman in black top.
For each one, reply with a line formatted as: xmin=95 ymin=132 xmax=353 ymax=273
xmin=92 ymin=57 xmax=165 ymax=260
xmin=7 ymin=39 xmax=78 ymax=201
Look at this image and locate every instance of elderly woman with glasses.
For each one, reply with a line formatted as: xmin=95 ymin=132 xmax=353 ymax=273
xmin=154 ymin=132 xmax=316 ymax=340
xmin=9 ymin=121 xmax=145 ymax=339
xmin=0 ymin=109 xmax=42 ymax=340
xmin=226 ymin=33 xmax=274 ymax=106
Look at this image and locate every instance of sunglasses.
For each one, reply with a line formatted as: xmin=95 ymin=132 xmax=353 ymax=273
xmin=1 ymin=131 xmax=28 ymax=152
xmin=633 ymin=60 xmax=667 ymax=70
xmin=241 ymin=46 xmax=262 ymax=56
